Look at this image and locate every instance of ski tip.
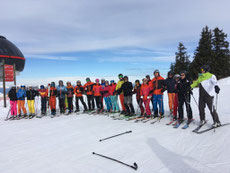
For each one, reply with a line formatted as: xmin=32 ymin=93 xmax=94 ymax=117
xmin=99 ymin=139 xmax=102 ymax=142
xmin=127 ymin=130 xmax=132 ymax=133
xmin=92 ymin=152 xmax=95 ymax=154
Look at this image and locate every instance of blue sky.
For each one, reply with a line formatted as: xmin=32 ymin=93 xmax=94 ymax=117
xmin=1 ymin=0 xmax=230 ymax=84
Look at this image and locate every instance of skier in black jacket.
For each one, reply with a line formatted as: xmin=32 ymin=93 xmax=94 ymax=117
xmin=116 ymin=76 xmax=135 ymax=116
xmin=26 ymin=86 xmax=39 ymax=118
xmin=176 ymin=71 xmax=193 ymax=124
xmin=164 ymin=71 xmax=176 ymax=115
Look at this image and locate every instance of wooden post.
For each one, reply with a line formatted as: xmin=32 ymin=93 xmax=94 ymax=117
xmin=2 ymin=60 xmax=6 ymax=107
xmin=13 ymin=63 xmax=16 ymax=85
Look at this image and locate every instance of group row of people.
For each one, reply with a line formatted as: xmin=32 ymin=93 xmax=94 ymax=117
xmin=7 ymin=65 xmax=221 ymax=127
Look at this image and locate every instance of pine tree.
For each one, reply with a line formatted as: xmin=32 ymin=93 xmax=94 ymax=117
xmin=190 ymin=26 xmax=213 ymax=80
xmin=212 ymin=27 xmax=230 ymax=79
xmin=173 ymin=42 xmax=190 ymax=75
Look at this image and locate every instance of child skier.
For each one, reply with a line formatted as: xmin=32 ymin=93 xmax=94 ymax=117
xmin=140 ymin=78 xmax=152 ymax=117
xmin=38 ymin=85 xmax=48 ymax=116
xmin=93 ymin=79 xmax=103 ymax=112
xmin=191 ymin=65 xmax=221 ymax=127
xmin=133 ymin=80 xmax=144 ymax=116
xmin=66 ymin=82 xmax=74 ymax=114
xmin=17 ymin=85 xmax=27 ymax=119
xmin=109 ymin=80 xmax=120 ymax=113
xmin=26 ymin=85 xmax=38 ymax=118
xmin=172 ymin=74 xmax=180 ymax=120
xmin=49 ymin=82 xmax=57 ymax=116
xmin=83 ymin=78 xmax=95 ymax=111
xmin=8 ymin=86 xmax=17 ymax=119
xmin=165 ymin=71 xmax=176 ymax=116
xmin=57 ymin=80 xmax=67 ymax=114
xmin=74 ymin=80 xmax=88 ymax=112
xmin=102 ymin=81 xmax=112 ymax=112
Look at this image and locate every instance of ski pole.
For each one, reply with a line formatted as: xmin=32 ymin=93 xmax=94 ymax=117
xmin=92 ymin=152 xmax=138 ymax=170
xmin=5 ymin=105 xmax=11 ymax=121
xmin=99 ymin=130 xmax=132 ymax=142
xmin=215 ymin=94 xmax=218 ymax=111
xmin=191 ymin=94 xmax=199 ymax=108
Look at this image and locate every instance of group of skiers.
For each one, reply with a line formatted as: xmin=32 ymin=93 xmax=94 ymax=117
xmin=7 ymin=65 xmax=221 ymax=127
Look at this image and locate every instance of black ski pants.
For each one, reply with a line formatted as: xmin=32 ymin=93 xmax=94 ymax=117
xmin=41 ymin=97 xmax=47 ymax=114
xmin=59 ymin=98 xmax=65 ymax=113
xmin=178 ymin=94 xmax=193 ymax=120
xmin=95 ymin=96 xmax=102 ymax=110
xmin=87 ymin=95 xmax=95 ymax=110
xmin=199 ymin=86 xmax=220 ymax=123
xmin=75 ymin=96 xmax=87 ymax=111
xmin=67 ymin=97 xmax=73 ymax=112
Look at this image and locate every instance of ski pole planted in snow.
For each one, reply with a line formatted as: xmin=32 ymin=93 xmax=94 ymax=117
xmin=92 ymin=152 xmax=138 ymax=170
xmin=99 ymin=130 xmax=132 ymax=142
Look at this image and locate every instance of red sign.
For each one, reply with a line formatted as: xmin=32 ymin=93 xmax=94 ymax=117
xmin=4 ymin=65 xmax=14 ymax=82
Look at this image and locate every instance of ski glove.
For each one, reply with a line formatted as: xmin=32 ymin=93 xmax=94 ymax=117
xmin=215 ymin=86 xmax=220 ymax=94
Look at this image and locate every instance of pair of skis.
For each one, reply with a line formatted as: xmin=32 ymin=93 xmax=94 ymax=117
xmin=192 ymin=122 xmax=230 ymax=134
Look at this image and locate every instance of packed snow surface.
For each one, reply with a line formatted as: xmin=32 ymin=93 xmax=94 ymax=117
xmin=0 ymin=77 xmax=230 ymax=173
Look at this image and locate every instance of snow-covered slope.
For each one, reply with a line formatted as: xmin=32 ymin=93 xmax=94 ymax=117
xmin=0 ymin=77 xmax=230 ymax=173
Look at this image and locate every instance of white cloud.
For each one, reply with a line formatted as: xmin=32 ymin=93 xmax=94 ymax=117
xmin=26 ymin=54 xmax=78 ymax=61
xmin=97 ymin=56 xmax=174 ymax=63
xmin=0 ymin=0 xmax=230 ymax=55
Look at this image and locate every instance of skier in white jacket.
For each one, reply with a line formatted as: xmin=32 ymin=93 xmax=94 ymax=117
xmin=191 ymin=65 xmax=221 ymax=127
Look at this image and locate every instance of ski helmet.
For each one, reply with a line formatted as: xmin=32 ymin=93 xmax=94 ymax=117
xmin=124 ymin=76 xmax=128 ymax=80
xmin=51 ymin=82 xmax=55 ymax=87
xmin=146 ymin=75 xmax=150 ymax=79
xmin=95 ymin=79 xmax=100 ymax=83
xmin=67 ymin=81 xmax=71 ymax=85
xmin=76 ymin=80 xmax=81 ymax=83
xmin=118 ymin=74 xmax=123 ymax=79
xmin=135 ymin=79 xmax=140 ymax=84
xmin=21 ymin=85 xmax=25 ymax=88
xmin=201 ymin=65 xmax=210 ymax=73
xmin=110 ymin=80 xmax=115 ymax=83
xmin=86 ymin=77 xmax=90 ymax=82
xmin=154 ymin=69 xmax=160 ymax=75
xmin=168 ymin=71 xmax=174 ymax=77
xmin=180 ymin=70 xmax=187 ymax=75
xmin=59 ymin=80 xmax=63 ymax=86
xmin=174 ymin=74 xmax=180 ymax=79
xmin=40 ymin=85 xmax=45 ymax=89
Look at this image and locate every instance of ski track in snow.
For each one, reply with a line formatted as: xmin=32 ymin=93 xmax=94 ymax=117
xmin=0 ymin=77 xmax=230 ymax=173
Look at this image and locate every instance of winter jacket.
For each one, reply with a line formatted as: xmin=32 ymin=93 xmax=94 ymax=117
xmin=93 ymin=84 xmax=102 ymax=96
xmin=66 ymin=86 xmax=74 ymax=98
xmin=17 ymin=89 xmax=26 ymax=100
xmin=8 ymin=89 xmax=17 ymax=101
xmin=26 ymin=89 xmax=38 ymax=100
xmin=74 ymin=85 xmax=84 ymax=97
xmin=176 ymin=78 xmax=191 ymax=97
xmin=150 ymin=76 xmax=165 ymax=95
xmin=101 ymin=86 xmax=110 ymax=97
xmin=115 ymin=80 xmax=124 ymax=94
xmin=117 ymin=82 xmax=133 ymax=96
xmin=140 ymin=84 xmax=152 ymax=100
xmin=133 ymin=85 xmax=141 ymax=100
xmin=38 ymin=89 xmax=48 ymax=98
xmin=165 ymin=77 xmax=176 ymax=93
xmin=191 ymin=72 xmax=218 ymax=97
xmin=109 ymin=83 xmax=117 ymax=96
xmin=57 ymin=86 xmax=67 ymax=99
xmin=83 ymin=82 xmax=95 ymax=95
xmin=49 ymin=87 xmax=57 ymax=97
